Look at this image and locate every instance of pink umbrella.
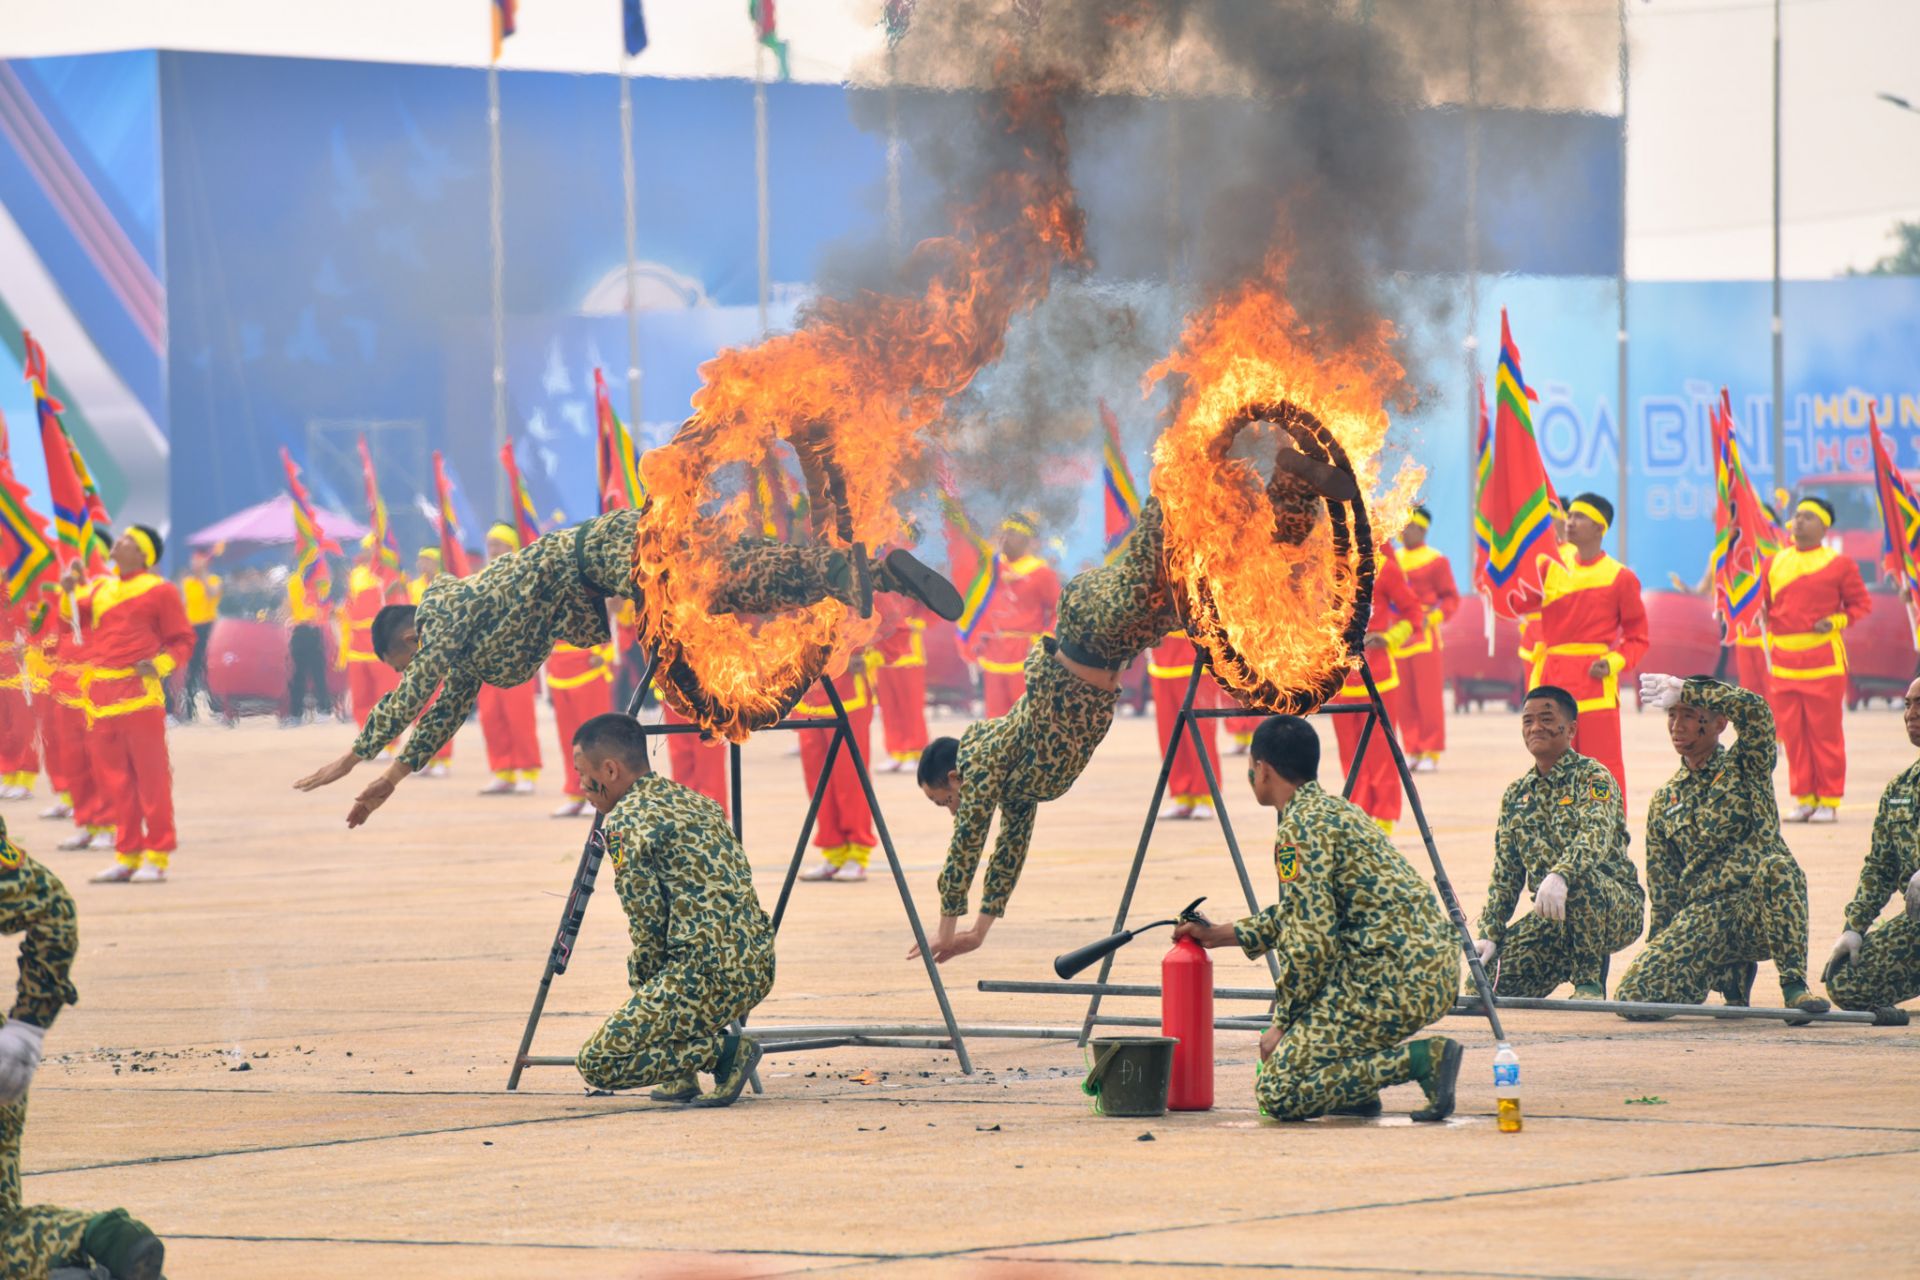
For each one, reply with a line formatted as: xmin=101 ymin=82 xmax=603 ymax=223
xmin=187 ymin=493 xmax=368 ymax=548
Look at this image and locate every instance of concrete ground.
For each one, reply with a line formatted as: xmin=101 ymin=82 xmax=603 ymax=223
xmin=16 ymin=688 xmax=1917 ymax=1279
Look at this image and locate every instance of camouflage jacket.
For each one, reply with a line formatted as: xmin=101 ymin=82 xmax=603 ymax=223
xmin=1480 ymin=750 xmax=1639 ymax=943
xmin=0 ymin=822 xmax=78 ymax=1028
xmin=353 ymin=511 xmax=630 ymax=770
xmin=1843 ymin=758 xmax=1920 ymax=935
xmin=937 ymin=641 xmax=1119 ymax=918
xmin=1232 ymin=782 xmax=1453 ymax=1003
xmin=603 ymin=772 xmax=774 ymax=976
xmin=1644 ymin=678 xmax=1794 ymax=937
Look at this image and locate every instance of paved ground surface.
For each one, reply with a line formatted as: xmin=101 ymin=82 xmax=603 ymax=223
xmin=14 ymin=689 xmax=1917 ymax=1278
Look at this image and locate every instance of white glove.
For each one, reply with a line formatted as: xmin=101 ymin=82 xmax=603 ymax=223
xmin=1821 ymin=930 xmax=1863 ymax=985
xmin=1639 ymin=673 xmax=1684 ymax=711
xmin=1473 ymin=938 xmax=1497 ymax=966
xmin=0 ymin=1020 xmax=44 ymax=1104
xmin=1534 ymin=872 xmax=1569 ymax=922
xmin=1906 ymin=872 xmax=1920 ymax=922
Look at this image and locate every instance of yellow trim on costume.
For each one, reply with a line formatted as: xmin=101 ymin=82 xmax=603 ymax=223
xmin=1569 ymin=499 xmax=1610 ymax=532
xmin=1147 ymin=658 xmax=1195 ymax=680
xmin=1000 ymin=554 xmax=1046 ymax=576
xmin=1528 ymin=642 xmax=1620 ymax=712
xmin=1395 ymin=544 xmax=1441 ymax=573
xmin=128 ymin=528 xmax=157 ymax=567
xmin=1794 ymin=499 xmax=1833 ymax=528
xmin=79 ymin=666 xmax=167 ymax=719
xmin=88 ymin=573 xmax=165 ymax=628
xmin=1766 ymin=546 xmax=1837 ymax=597
xmin=1767 ymin=630 xmax=1846 ymax=681
xmin=884 ymin=619 xmax=927 ymax=669
xmin=1541 ymin=553 xmax=1622 ymax=607
xmin=1816 ymin=797 xmax=1841 ymax=808
xmin=547 ymin=645 xmax=616 ymax=690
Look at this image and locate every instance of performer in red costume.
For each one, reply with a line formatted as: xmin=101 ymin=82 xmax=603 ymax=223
xmin=1764 ymin=496 xmax=1871 ymax=823
xmin=875 ymin=602 xmax=931 ymax=773
xmin=475 ymin=525 xmax=542 ymax=794
xmin=796 ymin=653 xmax=880 ymax=883
xmin=1148 ymin=633 xmax=1221 ymax=820
xmin=1516 ymin=493 xmax=1647 ymax=804
xmin=69 ymin=527 xmax=194 ymax=882
xmin=1329 ymin=544 xmax=1424 ymax=832
xmin=1389 ymin=506 xmax=1461 ymax=772
xmin=972 ymin=515 xmax=1060 ymax=717
xmin=546 ymin=640 xmax=615 ymax=817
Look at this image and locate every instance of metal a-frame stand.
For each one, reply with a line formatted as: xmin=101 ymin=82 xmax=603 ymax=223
xmin=1076 ymin=655 xmax=1506 ymax=1046
xmin=505 ymin=647 xmax=972 ymax=1090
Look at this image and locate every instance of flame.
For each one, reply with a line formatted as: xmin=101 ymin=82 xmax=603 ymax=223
xmin=1146 ymin=252 xmax=1423 ymax=714
xmin=634 ymin=70 xmax=1087 ymax=741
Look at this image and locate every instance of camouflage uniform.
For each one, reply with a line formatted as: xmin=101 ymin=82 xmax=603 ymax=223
xmin=1234 ymin=782 xmax=1460 ymax=1120
xmin=1826 ymin=759 xmax=1920 ymax=1009
xmin=938 ymin=500 xmax=1178 ymax=917
xmin=1616 ymin=679 xmax=1814 ymax=1005
xmin=1480 ymin=751 xmax=1644 ymax=995
xmin=575 ymin=774 xmax=775 ymax=1090
xmin=355 ymin=508 xmax=866 ymax=770
xmin=0 ymin=828 xmax=96 ymax=1278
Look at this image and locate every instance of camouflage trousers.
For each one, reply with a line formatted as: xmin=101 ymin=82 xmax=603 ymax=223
xmin=1616 ymin=857 xmax=1812 ymax=1004
xmin=582 ymin=507 xmax=859 ymax=616
xmin=576 ymin=950 xmax=775 ymax=1091
xmin=1256 ymin=946 xmax=1459 ymax=1121
xmin=1056 ymin=497 xmax=1179 ymax=668
xmin=1491 ymin=874 xmax=1645 ymax=996
xmin=1826 ymin=915 xmax=1920 ymax=1010
xmin=1 ymin=1098 xmax=91 ymax=1279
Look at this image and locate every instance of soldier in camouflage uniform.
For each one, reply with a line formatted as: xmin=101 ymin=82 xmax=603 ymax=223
xmin=1473 ymin=686 xmax=1644 ymax=998
xmin=1822 ymin=676 xmax=1920 ymax=1009
xmin=1176 ymin=715 xmax=1463 ymax=1121
xmin=295 ymin=505 xmax=961 ymax=825
xmin=0 ymin=818 xmax=165 ymax=1279
xmin=569 ymin=714 xmax=773 ymax=1106
xmin=915 ymin=498 xmax=1183 ymax=962
xmin=1616 ymin=675 xmax=1828 ymax=1012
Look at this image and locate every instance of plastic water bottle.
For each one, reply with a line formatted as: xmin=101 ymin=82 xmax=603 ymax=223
xmin=1493 ymin=1042 xmax=1522 ymax=1133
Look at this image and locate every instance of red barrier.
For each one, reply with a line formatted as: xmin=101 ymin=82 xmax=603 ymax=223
xmin=1847 ymin=587 xmax=1918 ymax=708
xmin=1638 ymin=592 xmax=1721 ymax=699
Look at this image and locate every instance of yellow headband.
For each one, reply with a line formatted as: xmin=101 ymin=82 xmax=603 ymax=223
xmin=1795 ymin=499 xmax=1832 ymax=528
xmin=417 ymin=547 xmax=441 ymax=562
xmin=127 ymin=528 xmax=157 ymax=568
xmin=1406 ymin=510 xmax=1431 ymax=529
xmin=487 ymin=523 xmax=521 ymax=551
xmin=1000 ymin=516 xmax=1036 ymax=535
xmin=1568 ymin=499 xmax=1610 ymax=533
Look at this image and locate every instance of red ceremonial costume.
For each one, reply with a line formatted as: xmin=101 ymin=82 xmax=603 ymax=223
xmin=794 ymin=657 xmax=878 ymax=869
xmin=1149 ymin=635 xmax=1221 ymax=811
xmin=341 ymin=561 xmax=406 ymax=730
xmin=975 ymin=554 xmax=1060 ymax=717
xmin=1731 ymin=633 xmax=1771 ymax=699
xmin=1763 ymin=546 xmax=1870 ymax=810
xmin=1331 ymin=550 xmax=1421 ymax=829
xmin=547 ymin=641 xmax=614 ymax=800
xmin=46 ymin=597 xmax=111 ymax=838
xmin=1390 ymin=543 xmax=1460 ymax=763
xmin=77 ymin=570 xmax=194 ymax=869
xmin=478 ymin=677 xmax=541 ymax=782
xmin=660 ymin=694 xmax=729 ymax=817
xmin=875 ymin=605 xmax=930 ymax=766
xmin=0 ymin=600 xmax=39 ymax=790
xmin=1522 ymin=548 xmax=1648 ymax=802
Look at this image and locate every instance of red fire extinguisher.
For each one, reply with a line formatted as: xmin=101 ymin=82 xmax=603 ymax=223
xmin=1162 ymin=920 xmax=1214 ymax=1112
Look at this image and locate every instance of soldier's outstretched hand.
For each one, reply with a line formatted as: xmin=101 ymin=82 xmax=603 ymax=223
xmin=296 ymin=751 xmax=361 ymax=792
xmin=1639 ymin=673 xmax=1684 ymax=710
xmin=347 ymin=775 xmax=398 ymax=828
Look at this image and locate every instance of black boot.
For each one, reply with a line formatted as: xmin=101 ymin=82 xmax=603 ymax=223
xmin=83 ymin=1208 xmax=164 ymax=1280
xmin=874 ymin=549 xmax=964 ymax=623
xmin=1410 ymin=1037 xmax=1462 ymax=1123
xmin=1328 ymin=1095 xmax=1383 ymax=1118
xmin=1712 ymin=961 xmax=1758 ymax=1007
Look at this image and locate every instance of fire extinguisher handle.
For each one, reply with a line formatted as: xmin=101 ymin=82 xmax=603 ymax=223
xmin=1178 ymin=896 xmax=1208 ymax=925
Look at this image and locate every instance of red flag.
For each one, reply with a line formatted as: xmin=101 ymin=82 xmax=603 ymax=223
xmin=281 ymin=448 xmax=342 ymax=601
xmin=499 ymin=443 xmax=542 ymax=548
xmin=1869 ymin=403 xmax=1920 ymax=649
xmin=1474 ymin=310 xmax=1561 ymax=618
xmin=595 ymin=368 xmax=646 ymax=514
xmin=1099 ymin=399 xmax=1140 ymax=565
xmin=431 ymin=451 xmax=474 ymax=578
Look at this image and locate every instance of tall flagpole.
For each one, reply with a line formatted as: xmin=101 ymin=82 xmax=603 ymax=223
xmin=1769 ymin=0 xmax=1785 ymax=491
xmin=488 ymin=57 xmax=508 ymax=517
xmin=1463 ymin=0 xmax=1481 ymax=539
xmin=1616 ymin=0 xmax=1631 ymax=562
xmin=885 ymin=49 xmax=903 ymax=264
xmin=755 ymin=42 xmax=772 ymax=335
xmin=620 ymin=47 xmax=643 ymax=430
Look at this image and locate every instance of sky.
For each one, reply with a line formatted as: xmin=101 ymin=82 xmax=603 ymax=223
xmin=1 ymin=0 xmax=1917 ymax=283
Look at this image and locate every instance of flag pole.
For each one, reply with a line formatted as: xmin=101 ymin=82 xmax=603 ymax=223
xmin=754 ymin=40 xmax=771 ymax=335
xmin=1615 ymin=0 xmax=1631 ymax=564
xmin=1463 ymin=0 xmax=1481 ymax=584
xmin=488 ymin=56 xmax=509 ymax=519
xmin=619 ymin=44 xmax=644 ymax=433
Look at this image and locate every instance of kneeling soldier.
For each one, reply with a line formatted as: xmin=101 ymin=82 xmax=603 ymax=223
xmin=1822 ymin=676 xmax=1920 ymax=1009
xmin=1175 ymin=715 xmax=1463 ymax=1122
xmin=570 ymin=714 xmax=774 ymax=1106
xmin=1617 ymin=674 xmax=1828 ymax=1013
xmin=1473 ymin=686 xmax=1644 ymax=998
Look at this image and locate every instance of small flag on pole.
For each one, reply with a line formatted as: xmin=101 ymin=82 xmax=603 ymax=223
xmin=358 ymin=435 xmax=404 ymax=575
xmin=937 ymin=466 xmax=998 ymax=643
xmin=749 ymin=0 xmax=791 ymax=80
xmin=1708 ymin=389 xmax=1777 ymax=642
xmin=1098 ymin=399 xmax=1140 ymax=565
xmin=282 ymin=448 xmax=342 ymax=602
xmin=594 ymin=368 xmax=646 ymax=514
xmin=1868 ymin=402 xmax=1920 ymax=650
xmin=499 ymin=442 xmax=543 ymax=548
xmin=1473 ymin=310 xmax=1562 ymax=619
xmin=492 ymin=0 xmax=518 ymax=62
xmin=432 ymin=451 xmax=475 ymax=578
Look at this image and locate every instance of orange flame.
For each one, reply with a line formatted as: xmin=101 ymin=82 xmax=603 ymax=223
xmin=1146 ymin=252 xmax=1423 ymax=713
xmin=634 ymin=70 xmax=1087 ymax=741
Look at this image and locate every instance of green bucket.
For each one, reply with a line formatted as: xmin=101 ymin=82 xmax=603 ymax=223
xmin=1081 ymin=1035 xmax=1178 ymax=1117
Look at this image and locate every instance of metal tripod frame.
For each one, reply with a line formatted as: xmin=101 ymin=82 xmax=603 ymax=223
xmin=1075 ymin=656 xmax=1506 ymax=1046
xmin=505 ymin=646 xmax=972 ymax=1090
